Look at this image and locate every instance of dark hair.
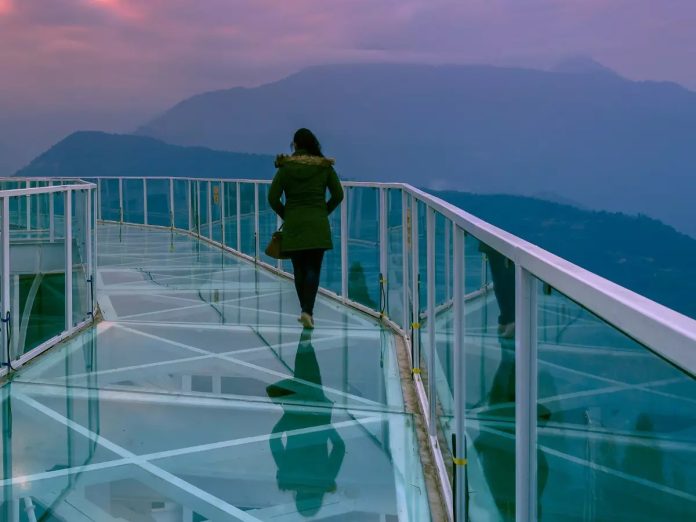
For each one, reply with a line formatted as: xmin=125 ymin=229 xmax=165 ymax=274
xmin=293 ymin=128 xmax=323 ymax=157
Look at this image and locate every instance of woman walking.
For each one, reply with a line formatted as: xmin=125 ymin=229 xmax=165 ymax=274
xmin=269 ymin=128 xmax=344 ymax=329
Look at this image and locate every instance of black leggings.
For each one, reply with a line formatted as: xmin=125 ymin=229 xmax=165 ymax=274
xmin=290 ymin=249 xmax=325 ymax=316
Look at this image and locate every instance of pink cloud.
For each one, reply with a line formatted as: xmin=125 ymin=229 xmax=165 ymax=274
xmin=0 ymin=0 xmax=13 ymax=16
xmin=87 ymin=0 xmax=144 ymax=20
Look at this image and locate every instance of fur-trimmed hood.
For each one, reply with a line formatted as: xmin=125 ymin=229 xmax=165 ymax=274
xmin=275 ymin=154 xmax=335 ymax=168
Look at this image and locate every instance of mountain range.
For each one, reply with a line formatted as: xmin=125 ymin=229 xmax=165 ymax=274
xmin=17 ymin=129 xmax=696 ymax=319
xmin=16 ymin=131 xmax=274 ymax=179
xmin=136 ymin=63 xmax=696 ymax=238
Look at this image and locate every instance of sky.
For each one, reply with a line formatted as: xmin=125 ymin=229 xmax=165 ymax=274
xmin=1 ymin=0 xmax=696 ymax=172
xmin=2 ymin=0 xmax=696 ymax=113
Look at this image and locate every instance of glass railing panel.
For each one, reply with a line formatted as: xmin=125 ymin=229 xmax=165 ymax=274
xmin=0 ymin=180 xmax=23 ymax=191
xmin=9 ymin=192 xmax=67 ymax=358
xmin=239 ymin=182 xmax=256 ymax=257
xmin=189 ymin=180 xmax=200 ymax=234
xmin=122 ymin=178 xmax=144 ymax=224
xmin=535 ymin=282 xmax=696 ymax=521
xmin=172 ymin=179 xmax=189 ymax=230
xmin=463 ymin=238 xmax=516 ymax=521
xmin=100 ymin=178 xmax=121 ymax=222
xmin=8 ymin=192 xmax=27 ymax=231
xmin=223 ymin=181 xmax=238 ymax=249
xmin=30 ymin=190 xmax=51 ymax=238
xmin=416 ymin=200 xmax=430 ymax=395
xmin=464 ymin=232 xmax=485 ymax=294
xmin=386 ymin=188 xmax=404 ymax=326
xmin=210 ymin=180 xmax=223 ymax=243
xmin=417 ymin=201 xmax=428 ymax=312
xmin=257 ymin=183 xmax=277 ymax=266
xmin=319 ymin=192 xmax=342 ymax=295
xmin=198 ymin=180 xmax=210 ymax=238
xmin=71 ymin=190 xmax=90 ymax=327
xmin=146 ymin=178 xmax=171 ymax=227
xmin=347 ymin=186 xmax=379 ymax=309
xmin=434 ymin=214 xmax=455 ymax=460
xmin=435 ymin=213 xmax=450 ymax=305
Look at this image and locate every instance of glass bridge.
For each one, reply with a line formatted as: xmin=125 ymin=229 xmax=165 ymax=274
xmin=0 ymin=178 xmax=694 ymax=522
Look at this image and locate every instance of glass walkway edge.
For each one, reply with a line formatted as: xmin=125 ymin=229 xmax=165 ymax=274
xmin=1 ymin=177 xmax=694 ymax=522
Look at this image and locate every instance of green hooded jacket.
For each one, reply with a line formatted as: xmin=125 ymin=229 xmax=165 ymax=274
xmin=268 ymin=150 xmax=344 ymax=252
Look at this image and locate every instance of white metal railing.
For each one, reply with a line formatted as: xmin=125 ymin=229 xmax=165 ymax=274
xmin=89 ymin=176 xmax=696 ymax=522
xmin=0 ymin=179 xmax=97 ymax=379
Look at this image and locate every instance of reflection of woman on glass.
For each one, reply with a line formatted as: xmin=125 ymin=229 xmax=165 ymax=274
xmin=269 ymin=128 xmax=344 ymax=329
xmin=479 ymin=242 xmax=515 ymax=339
xmin=266 ymin=329 xmax=345 ymax=517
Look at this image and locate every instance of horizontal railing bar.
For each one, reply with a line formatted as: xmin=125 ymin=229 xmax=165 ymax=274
xmin=85 ymin=175 xmax=407 ymax=190
xmin=0 ymin=183 xmax=96 ymax=197
xmin=4 ymin=177 xmax=89 ymax=182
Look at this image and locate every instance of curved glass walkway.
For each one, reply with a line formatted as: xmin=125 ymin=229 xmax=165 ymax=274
xmin=1 ymin=224 xmax=432 ymax=521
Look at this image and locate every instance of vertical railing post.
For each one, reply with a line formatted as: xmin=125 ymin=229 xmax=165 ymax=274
xmin=401 ymin=189 xmax=409 ymax=332
xmin=65 ymin=190 xmax=73 ymax=331
xmin=236 ymin=182 xmax=241 ymax=252
xmin=515 ymin=265 xmax=538 ymax=522
xmin=118 ymin=178 xmax=123 ymax=224
xmin=92 ymin=186 xmax=98 ymax=301
xmin=254 ymin=183 xmax=259 ymax=260
xmin=340 ymin=187 xmax=349 ymax=299
xmin=207 ymin=181 xmax=213 ymax=238
xmin=187 ymin=179 xmax=193 ymax=231
xmin=379 ymin=188 xmax=388 ymax=317
xmin=169 ymin=178 xmax=175 ymax=229
xmin=25 ymin=180 xmax=31 ymax=232
xmin=445 ymin=220 xmax=451 ymax=300
xmin=426 ymin=206 xmax=436 ymax=433
xmin=276 ymin=211 xmax=282 ymax=270
xmin=143 ymin=178 xmax=148 ymax=225
xmin=2 ymin=198 xmax=10 ymax=364
xmin=411 ymin=196 xmax=420 ymax=367
xmin=86 ymin=190 xmax=93 ymax=316
xmin=97 ymin=178 xmax=102 ymax=221
xmin=221 ymin=182 xmax=227 ymax=247
xmin=49 ymin=190 xmax=55 ymax=243
xmin=196 ymin=181 xmax=201 ymax=236
xmin=453 ymin=225 xmax=467 ymax=521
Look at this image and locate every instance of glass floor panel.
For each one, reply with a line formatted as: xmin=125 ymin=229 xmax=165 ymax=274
xmin=2 ymin=224 xmax=431 ymax=521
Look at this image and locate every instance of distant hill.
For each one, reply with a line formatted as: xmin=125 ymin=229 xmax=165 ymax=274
xmin=431 ymin=190 xmax=696 ymax=319
xmin=550 ymin=56 xmax=620 ymax=77
xmin=16 ymin=131 xmax=275 ymax=179
xmin=137 ymin=63 xmax=696 ymax=238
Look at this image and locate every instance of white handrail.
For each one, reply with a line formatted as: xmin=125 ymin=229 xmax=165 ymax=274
xmin=0 ymin=183 xmax=96 ymax=197
xmin=404 ymin=184 xmax=696 ymax=374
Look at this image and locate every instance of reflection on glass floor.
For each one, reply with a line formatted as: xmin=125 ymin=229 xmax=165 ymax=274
xmin=2 ymin=225 xmax=431 ymax=521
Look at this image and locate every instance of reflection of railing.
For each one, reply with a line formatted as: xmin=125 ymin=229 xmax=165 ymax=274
xmin=0 ymin=179 xmax=97 ymax=379
xmin=91 ymin=176 xmax=696 ymax=522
